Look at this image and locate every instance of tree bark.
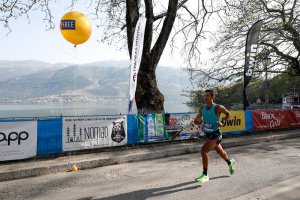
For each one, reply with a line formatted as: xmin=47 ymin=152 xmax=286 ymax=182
xmin=135 ymin=59 xmax=165 ymax=113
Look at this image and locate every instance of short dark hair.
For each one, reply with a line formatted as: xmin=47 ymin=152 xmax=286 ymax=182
xmin=205 ymin=89 xmax=214 ymax=97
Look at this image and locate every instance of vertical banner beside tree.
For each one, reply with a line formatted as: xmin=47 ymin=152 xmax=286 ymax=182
xmin=128 ymin=15 xmax=147 ymax=114
xmin=243 ymin=20 xmax=263 ymax=110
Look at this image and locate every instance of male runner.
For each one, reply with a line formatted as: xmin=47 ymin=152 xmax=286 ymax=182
xmin=194 ymin=89 xmax=235 ymax=184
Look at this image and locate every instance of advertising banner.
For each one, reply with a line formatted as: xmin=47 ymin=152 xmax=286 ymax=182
xmin=137 ymin=114 xmax=165 ymax=143
xmin=62 ymin=116 xmax=127 ymax=151
xmin=137 ymin=114 xmax=146 ymax=142
xmin=285 ymin=110 xmax=300 ymax=128
xmin=128 ymin=15 xmax=147 ymax=114
xmin=0 ymin=121 xmax=37 ymax=161
xmin=253 ymin=110 xmax=289 ymax=130
xmin=165 ymin=113 xmax=202 ymax=141
xmin=220 ymin=111 xmax=246 ymax=133
xmin=243 ymin=20 xmax=263 ymax=109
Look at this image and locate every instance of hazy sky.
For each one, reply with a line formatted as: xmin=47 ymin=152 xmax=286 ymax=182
xmin=0 ymin=1 xmax=184 ymax=67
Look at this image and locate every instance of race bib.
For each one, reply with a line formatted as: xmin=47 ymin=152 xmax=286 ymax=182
xmin=204 ymin=122 xmax=213 ymax=132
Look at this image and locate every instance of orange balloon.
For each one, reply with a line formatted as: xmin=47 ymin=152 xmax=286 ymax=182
xmin=60 ymin=11 xmax=92 ymax=45
xmin=71 ymin=164 xmax=78 ymax=172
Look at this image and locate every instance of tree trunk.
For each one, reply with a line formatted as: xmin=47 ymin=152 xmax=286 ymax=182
xmin=135 ymin=60 xmax=164 ymax=113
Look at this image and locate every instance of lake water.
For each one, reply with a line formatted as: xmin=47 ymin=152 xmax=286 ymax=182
xmin=0 ymin=102 xmax=198 ymax=118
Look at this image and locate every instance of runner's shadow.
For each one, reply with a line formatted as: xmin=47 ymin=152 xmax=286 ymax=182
xmin=95 ymin=180 xmax=200 ymax=200
xmin=210 ymin=175 xmax=230 ymax=180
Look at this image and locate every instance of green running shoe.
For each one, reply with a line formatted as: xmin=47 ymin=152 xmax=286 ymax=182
xmin=195 ymin=174 xmax=209 ymax=184
xmin=229 ymin=159 xmax=235 ymax=175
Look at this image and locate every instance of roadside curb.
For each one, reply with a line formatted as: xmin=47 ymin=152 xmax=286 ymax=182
xmin=222 ymin=131 xmax=300 ymax=148
xmin=1 ymin=131 xmax=300 ymax=182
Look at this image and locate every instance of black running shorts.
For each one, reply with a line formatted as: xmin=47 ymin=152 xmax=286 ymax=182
xmin=204 ymin=129 xmax=222 ymax=144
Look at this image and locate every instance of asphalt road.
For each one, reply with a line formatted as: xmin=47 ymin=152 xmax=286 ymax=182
xmin=0 ymin=137 xmax=300 ymax=200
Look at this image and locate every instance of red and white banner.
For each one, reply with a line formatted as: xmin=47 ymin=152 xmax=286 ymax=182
xmin=62 ymin=116 xmax=127 ymax=151
xmin=253 ymin=110 xmax=300 ymax=130
xmin=0 ymin=121 xmax=37 ymax=161
xmin=253 ymin=110 xmax=288 ymax=130
xmin=285 ymin=110 xmax=300 ymax=128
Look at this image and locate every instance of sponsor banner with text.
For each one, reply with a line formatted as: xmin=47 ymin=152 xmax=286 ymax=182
xmin=243 ymin=20 xmax=263 ymax=109
xmin=253 ymin=110 xmax=289 ymax=130
xmin=0 ymin=121 xmax=37 ymax=161
xmin=220 ymin=111 xmax=246 ymax=133
xmin=62 ymin=116 xmax=127 ymax=151
xmin=128 ymin=16 xmax=147 ymax=114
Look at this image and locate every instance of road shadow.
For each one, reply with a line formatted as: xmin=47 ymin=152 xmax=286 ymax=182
xmin=210 ymin=175 xmax=230 ymax=180
xmin=78 ymin=176 xmax=230 ymax=200
xmin=95 ymin=180 xmax=200 ymax=200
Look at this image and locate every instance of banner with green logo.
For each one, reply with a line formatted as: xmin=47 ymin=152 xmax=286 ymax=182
xmin=137 ymin=114 xmax=166 ymax=143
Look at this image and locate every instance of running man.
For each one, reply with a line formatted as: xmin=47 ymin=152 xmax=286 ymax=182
xmin=194 ymin=89 xmax=235 ymax=184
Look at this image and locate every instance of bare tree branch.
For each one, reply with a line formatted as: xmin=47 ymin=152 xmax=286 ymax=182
xmin=153 ymin=0 xmax=188 ymax=21
xmin=150 ymin=0 xmax=179 ymax=69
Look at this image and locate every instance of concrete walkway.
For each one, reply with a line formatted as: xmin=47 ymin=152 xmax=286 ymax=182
xmin=0 ymin=129 xmax=299 ymax=182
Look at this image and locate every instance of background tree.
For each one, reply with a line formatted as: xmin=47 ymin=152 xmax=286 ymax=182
xmin=190 ymin=0 xmax=300 ymax=87
xmin=189 ymin=74 xmax=300 ymax=109
xmin=0 ymin=0 xmax=55 ymax=31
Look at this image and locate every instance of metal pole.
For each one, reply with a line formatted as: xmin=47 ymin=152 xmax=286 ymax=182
xmin=265 ymin=66 xmax=268 ymax=110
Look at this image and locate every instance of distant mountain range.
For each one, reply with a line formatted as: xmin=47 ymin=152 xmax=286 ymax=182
xmin=0 ymin=60 xmax=192 ymax=103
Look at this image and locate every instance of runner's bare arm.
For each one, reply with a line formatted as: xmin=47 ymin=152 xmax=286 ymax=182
xmin=194 ymin=105 xmax=203 ymax=125
xmin=219 ymin=105 xmax=231 ymax=120
xmin=216 ymin=104 xmax=231 ymax=126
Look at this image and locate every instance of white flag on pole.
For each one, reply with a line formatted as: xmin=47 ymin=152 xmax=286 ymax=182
xmin=129 ymin=15 xmax=147 ymax=114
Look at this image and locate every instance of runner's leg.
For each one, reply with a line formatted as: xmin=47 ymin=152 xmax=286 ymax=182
xmin=195 ymin=139 xmax=218 ymax=182
xmin=215 ymin=143 xmax=235 ymax=174
xmin=214 ymin=143 xmax=229 ymax=161
xmin=201 ymin=139 xmax=218 ymax=173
